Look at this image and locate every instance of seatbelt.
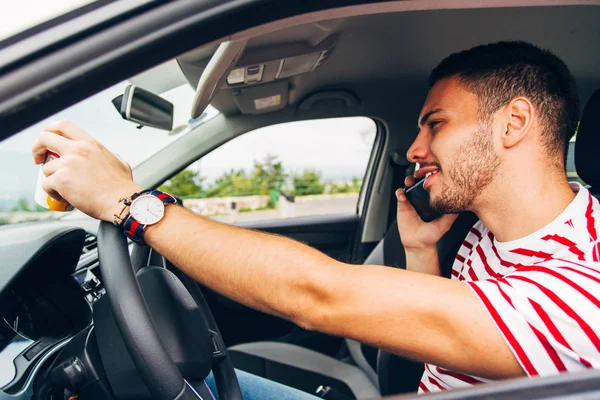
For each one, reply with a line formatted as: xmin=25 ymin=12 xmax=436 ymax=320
xmin=315 ymin=385 xmax=354 ymax=400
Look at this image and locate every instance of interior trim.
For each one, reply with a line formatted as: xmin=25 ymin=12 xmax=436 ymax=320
xmin=229 ymin=0 xmax=599 ymax=42
xmin=5 ymin=337 xmax=71 ymax=399
xmin=360 ymin=119 xmax=391 ymax=243
xmin=229 ymin=341 xmax=380 ymax=398
xmin=345 ymin=339 xmax=378 ymax=386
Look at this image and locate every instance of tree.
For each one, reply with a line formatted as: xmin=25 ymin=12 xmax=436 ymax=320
xmin=205 ymin=169 xmax=254 ymax=198
xmin=11 ymin=196 xmax=32 ymax=212
xmin=159 ymin=169 xmax=204 ymax=197
xmin=293 ymin=170 xmax=325 ymax=196
xmin=252 ymin=154 xmax=286 ymax=196
xmin=327 ymin=176 xmax=363 ymax=194
xmin=351 ymin=176 xmax=363 ymax=192
xmin=204 ymin=155 xmax=287 ymax=204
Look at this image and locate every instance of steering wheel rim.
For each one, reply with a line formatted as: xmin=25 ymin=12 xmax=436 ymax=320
xmin=97 ymin=221 xmax=241 ymax=400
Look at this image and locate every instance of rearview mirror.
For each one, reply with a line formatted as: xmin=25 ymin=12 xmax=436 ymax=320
xmin=112 ymin=85 xmax=174 ymax=131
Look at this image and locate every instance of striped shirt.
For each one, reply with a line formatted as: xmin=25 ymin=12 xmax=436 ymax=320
xmin=419 ymin=182 xmax=600 ymax=393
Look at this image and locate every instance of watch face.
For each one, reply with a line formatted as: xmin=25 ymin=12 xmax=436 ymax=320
xmin=130 ymin=195 xmax=165 ymax=225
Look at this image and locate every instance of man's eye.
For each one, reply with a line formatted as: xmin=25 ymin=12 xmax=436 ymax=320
xmin=429 ymin=121 xmax=442 ymax=131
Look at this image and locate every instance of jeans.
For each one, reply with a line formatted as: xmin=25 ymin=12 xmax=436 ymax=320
xmin=205 ymin=369 xmax=320 ymax=400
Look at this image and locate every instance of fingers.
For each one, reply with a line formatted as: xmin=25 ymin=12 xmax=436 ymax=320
xmin=31 ymin=131 xmax=75 ymax=164
xmin=395 ymin=188 xmax=417 ymax=214
xmin=32 ymin=120 xmax=94 ymax=165
xmin=404 ymin=175 xmax=415 ymax=188
xmin=42 ymin=173 xmax=66 ymax=203
xmin=45 ymin=120 xmax=92 ymax=141
xmin=41 ymin=156 xmax=65 ymax=177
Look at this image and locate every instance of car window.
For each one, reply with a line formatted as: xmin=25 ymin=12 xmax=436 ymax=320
xmin=159 ymin=117 xmax=377 ymax=224
xmin=0 ymin=81 xmax=218 ymax=225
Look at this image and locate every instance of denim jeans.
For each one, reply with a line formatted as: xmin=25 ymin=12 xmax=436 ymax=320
xmin=205 ymin=369 xmax=320 ymax=400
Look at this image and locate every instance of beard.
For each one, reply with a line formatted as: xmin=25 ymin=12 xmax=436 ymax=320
xmin=430 ymin=124 xmax=501 ymax=214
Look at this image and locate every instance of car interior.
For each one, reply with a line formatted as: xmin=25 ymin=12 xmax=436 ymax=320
xmin=1 ymin=1 xmax=600 ymax=400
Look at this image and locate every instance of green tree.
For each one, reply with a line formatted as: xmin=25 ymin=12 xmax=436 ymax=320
xmin=328 ymin=182 xmax=352 ymax=194
xmin=205 ymin=155 xmax=286 ymax=205
xmin=205 ymin=169 xmax=254 ymax=198
xmin=351 ymin=176 xmax=362 ymax=192
xmin=252 ymin=154 xmax=286 ymax=197
xmin=293 ymin=170 xmax=325 ymax=196
xmin=327 ymin=177 xmax=363 ymax=194
xmin=11 ymin=196 xmax=32 ymax=212
xmin=159 ymin=169 xmax=204 ymax=197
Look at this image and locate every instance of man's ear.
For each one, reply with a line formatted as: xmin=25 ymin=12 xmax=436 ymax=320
xmin=501 ymin=97 xmax=534 ymax=149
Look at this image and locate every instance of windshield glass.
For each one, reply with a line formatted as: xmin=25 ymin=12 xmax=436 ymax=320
xmin=0 ymin=81 xmax=218 ymax=225
xmin=0 ymin=0 xmax=97 ymax=42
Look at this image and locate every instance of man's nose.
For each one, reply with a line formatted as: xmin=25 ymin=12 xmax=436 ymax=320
xmin=406 ymin=132 xmax=431 ymax=163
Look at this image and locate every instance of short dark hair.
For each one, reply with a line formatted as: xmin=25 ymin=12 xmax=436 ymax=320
xmin=429 ymin=41 xmax=579 ymax=166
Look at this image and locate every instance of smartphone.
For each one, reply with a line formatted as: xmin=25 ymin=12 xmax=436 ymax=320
xmin=403 ymin=177 xmax=442 ymax=222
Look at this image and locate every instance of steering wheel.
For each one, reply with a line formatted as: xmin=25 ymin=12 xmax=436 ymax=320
xmin=97 ymin=221 xmax=242 ymax=400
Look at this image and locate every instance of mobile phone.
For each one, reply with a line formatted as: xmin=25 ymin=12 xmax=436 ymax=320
xmin=403 ymin=177 xmax=442 ymax=222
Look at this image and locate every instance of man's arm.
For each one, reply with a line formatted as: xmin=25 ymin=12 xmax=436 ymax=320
xmin=32 ymin=121 xmax=524 ymax=381
xmin=404 ymin=246 xmax=441 ymax=275
xmin=145 ymin=205 xmax=522 ymax=380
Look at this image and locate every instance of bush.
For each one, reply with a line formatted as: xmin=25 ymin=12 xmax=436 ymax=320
xmin=159 ymin=169 xmax=203 ymax=197
xmin=293 ymin=170 xmax=325 ymax=196
xmin=327 ymin=177 xmax=363 ymax=194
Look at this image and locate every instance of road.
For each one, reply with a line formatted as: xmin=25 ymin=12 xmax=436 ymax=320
xmin=211 ymin=195 xmax=359 ymax=224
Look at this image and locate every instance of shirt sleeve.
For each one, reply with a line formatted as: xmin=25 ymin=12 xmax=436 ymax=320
xmin=466 ymin=263 xmax=600 ymax=376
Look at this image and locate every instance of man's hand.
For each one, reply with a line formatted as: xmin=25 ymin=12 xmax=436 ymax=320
xmin=396 ymin=175 xmax=459 ymax=248
xmin=396 ymin=175 xmax=458 ymax=275
xmin=31 ymin=120 xmax=142 ymax=221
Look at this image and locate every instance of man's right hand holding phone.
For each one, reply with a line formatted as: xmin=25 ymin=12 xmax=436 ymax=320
xmin=396 ymin=173 xmax=458 ymax=276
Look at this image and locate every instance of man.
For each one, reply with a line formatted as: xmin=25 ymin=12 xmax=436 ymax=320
xmin=32 ymin=41 xmax=600 ymax=397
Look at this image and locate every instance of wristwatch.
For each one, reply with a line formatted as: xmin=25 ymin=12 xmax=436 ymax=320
xmin=114 ymin=189 xmax=177 ymax=245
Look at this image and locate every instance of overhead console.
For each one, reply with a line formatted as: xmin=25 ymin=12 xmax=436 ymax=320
xmin=223 ymin=37 xmax=335 ymax=87
xmin=178 ymin=36 xmax=337 ymax=115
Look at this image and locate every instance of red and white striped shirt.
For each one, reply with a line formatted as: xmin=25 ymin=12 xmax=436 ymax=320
xmin=419 ymin=183 xmax=600 ymax=393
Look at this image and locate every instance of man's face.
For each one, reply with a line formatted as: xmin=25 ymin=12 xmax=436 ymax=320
xmin=407 ymin=76 xmax=501 ymax=213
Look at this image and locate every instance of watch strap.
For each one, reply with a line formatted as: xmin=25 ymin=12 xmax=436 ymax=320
xmin=118 ymin=189 xmax=176 ymax=245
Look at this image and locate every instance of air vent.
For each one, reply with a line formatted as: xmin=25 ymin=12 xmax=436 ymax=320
xmin=76 ymin=233 xmax=99 ymax=272
xmin=82 ymin=233 xmax=97 ymax=253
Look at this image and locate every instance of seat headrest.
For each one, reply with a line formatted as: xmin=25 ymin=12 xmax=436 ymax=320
xmin=575 ymin=89 xmax=600 ymax=188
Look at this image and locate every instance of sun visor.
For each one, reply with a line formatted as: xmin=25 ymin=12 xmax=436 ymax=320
xmin=232 ymin=81 xmax=288 ymax=114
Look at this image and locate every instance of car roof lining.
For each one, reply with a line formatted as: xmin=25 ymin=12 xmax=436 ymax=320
xmin=175 ymin=5 xmax=600 ymax=122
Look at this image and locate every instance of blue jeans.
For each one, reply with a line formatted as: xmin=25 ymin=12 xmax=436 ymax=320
xmin=205 ymin=369 xmax=320 ymax=400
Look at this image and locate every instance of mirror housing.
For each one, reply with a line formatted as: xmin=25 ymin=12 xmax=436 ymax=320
xmin=112 ymin=85 xmax=174 ymax=131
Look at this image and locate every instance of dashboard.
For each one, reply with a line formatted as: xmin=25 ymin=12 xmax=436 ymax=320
xmin=0 ymin=218 xmax=103 ymax=397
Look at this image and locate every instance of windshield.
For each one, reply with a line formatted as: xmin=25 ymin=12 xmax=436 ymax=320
xmin=0 ymin=81 xmax=218 ymax=225
xmin=0 ymin=0 xmax=97 ymax=42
